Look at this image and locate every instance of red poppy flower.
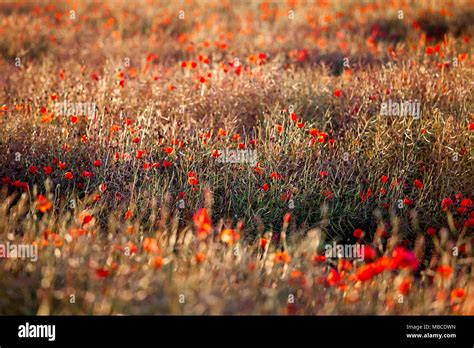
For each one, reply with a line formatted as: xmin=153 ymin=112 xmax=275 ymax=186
xmin=414 ymin=179 xmax=423 ymax=189
xmin=82 ymin=215 xmax=92 ymax=225
xmin=270 ymin=172 xmax=280 ymax=180
xmin=188 ymin=176 xmax=199 ymax=186
xmin=43 ymin=166 xmax=52 ymax=175
xmin=220 ymin=229 xmax=240 ymax=245
xmin=143 ymin=237 xmax=159 ymax=253
xmin=450 ymin=288 xmax=465 ymax=301
xmin=436 ymin=265 xmax=452 ymax=278
xmin=398 ymin=278 xmax=412 ymax=295
xmin=363 ymin=245 xmax=377 ymax=260
xmin=152 ymin=256 xmax=163 ymax=269
xmin=275 ymin=251 xmax=291 ymax=264
xmin=356 ymin=263 xmax=376 ymax=281
xmin=28 ymin=165 xmax=38 ymax=174
xmin=193 ymin=208 xmax=212 ymax=240
xmin=427 ymin=227 xmax=436 ymax=236
xmin=333 ymin=89 xmax=341 ymax=97
xmin=164 ymin=147 xmax=174 ymax=155
xmin=317 ymin=132 xmax=327 ymax=143
xmin=375 ymin=256 xmax=393 ymax=273
xmin=37 ymin=194 xmax=52 ymax=213
xmin=308 ymin=128 xmax=318 ymax=137
xmin=392 ymin=247 xmax=419 ymax=271
xmin=460 ymin=198 xmax=472 ymax=208
xmin=64 ymin=172 xmax=73 ymax=180
xmin=324 ymin=190 xmax=333 ymax=200
xmin=441 ymin=197 xmax=453 ymax=211
xmin=95 ymin=268 xmax=110 ymax=279
xmin=262 ymin=183 xmax=269 ymax=191
xmin=195 ymin=253 xmax=206 ymax=263
xmin=360 ymin=188 xmax=372 ymax=202
xmin=211 ymin=150 xmax=221 ymax=158
xmin=313 ymin=254 xmax=326 ymax=263
xmin=327 ymin=268 xmax=341 ymax=286
xmin=353 ymin=228 xmax=364 ymax=239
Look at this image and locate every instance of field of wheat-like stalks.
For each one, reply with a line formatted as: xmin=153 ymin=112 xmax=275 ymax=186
xmin=0 ymin=0 xmax=473 ymax=315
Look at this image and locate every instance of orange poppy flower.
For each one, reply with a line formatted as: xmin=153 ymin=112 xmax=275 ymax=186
xmin=450 ymin=288 xmax=465 ymax=302
xmin=188 ymin=176 xmax=199 ymax=186
xmin=41 ymin=113 xmax=54 ymax=123
xmin=441 ymin=197 xmax=453 ymax=211
xmin=152 ymin=256 xmax=163 ymax=269
xmin=275 ymin=251 xmax=291 ymax=263
xmin=356 ymin=263 xmax=376 ymax=281
xmin=212 ymin=149 xmax=221 ymax=158
xmin=436 ymin=265 xmax=452 ymax=279
xmin=398 ymin=277 xmax=412 ymax=295
xmin=195 ymin=253 xmax=206 ymax=263
xmin=353 ymin=229 xmax=364 ymax=239
xmin=327 ymin=268 xmax=341 ymax=286
xmin=220 ymin=229 xmax=240 ymax=245
xmin=37 ymin=194 xmax=52 ymax=213
xmin=143 ymin=237 xmax=159 ymax=253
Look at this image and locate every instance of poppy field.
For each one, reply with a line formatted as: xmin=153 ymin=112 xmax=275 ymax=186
xmin=0 ymin=0 xmax=473 ymax=315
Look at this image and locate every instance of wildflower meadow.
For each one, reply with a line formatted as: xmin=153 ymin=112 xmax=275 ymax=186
xmin=0 ymin=0 xmax=473 ymax=316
